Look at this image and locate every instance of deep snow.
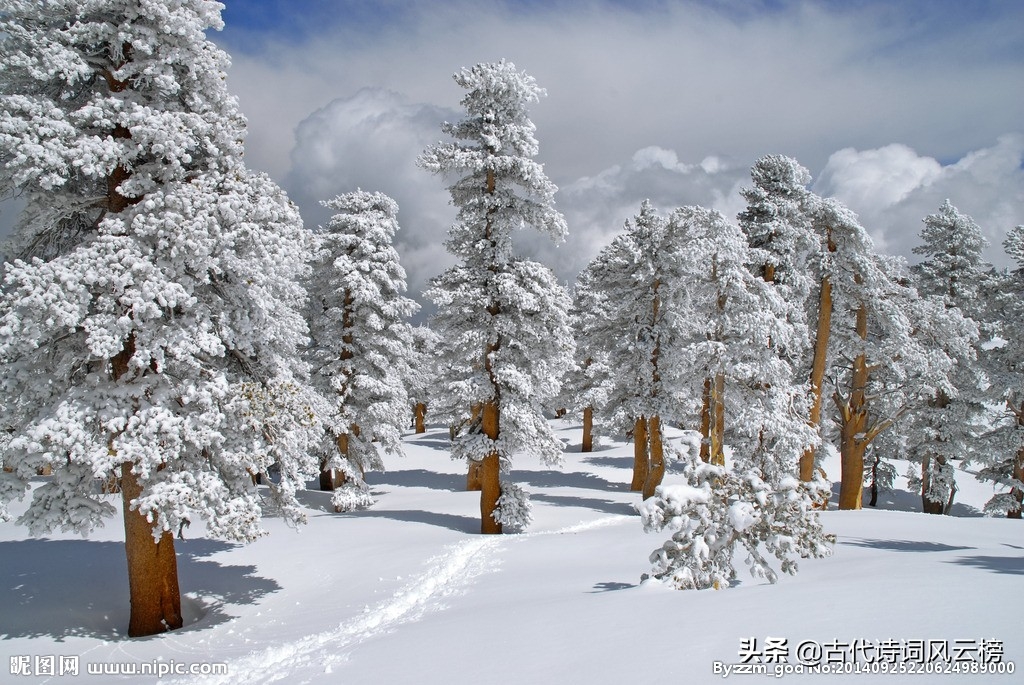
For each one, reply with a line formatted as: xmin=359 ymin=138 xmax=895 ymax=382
xmin=1 ymin=421 xmax=1021 ymax=684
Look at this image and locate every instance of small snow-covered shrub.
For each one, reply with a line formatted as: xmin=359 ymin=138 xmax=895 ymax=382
xmin=639 ymin=460 xmax=833 ymax=590
xmin=493 ymin=481 xmax=532 ymax=531
xmin=331 ymin=480 xmax=375 ymax=513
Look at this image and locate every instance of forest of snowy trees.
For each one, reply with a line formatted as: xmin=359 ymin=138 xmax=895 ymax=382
xmin=1 ymin=0 xmax=1022 ymax=636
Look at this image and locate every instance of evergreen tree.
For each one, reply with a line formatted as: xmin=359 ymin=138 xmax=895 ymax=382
xmin=576 ymin=201 xmax=690 ymax=495
xmin=306 ymin=190 xmax=419 ymax=512
xmin=638 ymin=206 xmax=831 ymax=589
xmin=907 ymin=200 xmax=990 ymax=514
xmin=0 ymin=0 xmax=324 ymax=636
xmin=409 ymin=324 xmax=440 ymax=434
xmin=981 ymin=224 xmax=1024 ymax=517
xmin=419 ymin=60 xmax=574 ymax=534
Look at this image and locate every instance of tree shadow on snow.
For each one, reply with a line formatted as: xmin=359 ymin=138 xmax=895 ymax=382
xmin=0 ymin=538 xmax=279 ymax=641
xmin=337 ymin=509 xmax=479 ymax=534
xmin=589 ymin=581 xmax=637 ymax=593
xmin=365 ymin=469 xmax=466 ymax=492
xmin=529 ymin=493 xmax=636 ymax=517
xmin=840 ymin=538 xmax=974 ymax=553
xmin=580 ymin=455 xmax=633 ymax=470
xmin=511 ymin=469 xmax=624 ymax=493
xmin=946 ymin=551 xmax=1024 ymax=576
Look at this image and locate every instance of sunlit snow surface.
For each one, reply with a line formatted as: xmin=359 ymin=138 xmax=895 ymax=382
xmin=1 ymin=422 xmax=1021 ymax=684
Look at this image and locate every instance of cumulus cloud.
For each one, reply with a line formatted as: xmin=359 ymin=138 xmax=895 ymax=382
xmin=282 ymin=88 xmax=458 ymax=300
xmin=814 ymin=135 xmax=1024 ymax=265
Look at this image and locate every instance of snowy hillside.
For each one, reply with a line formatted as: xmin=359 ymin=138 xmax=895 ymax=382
xmin=1 ymin=420 xmax=1020 ymax=684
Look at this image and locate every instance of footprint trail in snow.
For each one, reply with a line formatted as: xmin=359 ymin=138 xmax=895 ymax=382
xmin=182 ymin=515 xmax=630 ymax=685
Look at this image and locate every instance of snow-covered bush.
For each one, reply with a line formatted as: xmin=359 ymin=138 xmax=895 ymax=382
xmin=639 ymin=459 xmax=834 ymax=590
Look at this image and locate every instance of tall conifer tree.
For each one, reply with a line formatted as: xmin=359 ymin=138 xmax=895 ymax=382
xmin=419 ymin=60 xmax=574 ymax=534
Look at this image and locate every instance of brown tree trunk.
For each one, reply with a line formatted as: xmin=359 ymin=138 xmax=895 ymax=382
xmin=1009 ymin=434 xmax=1024 ymax=519
xmin=581 ymin=405 xmax=593 ymax=452
xmin=801 ymin=231 xmax=835 ymax=482
xmin=121 ymin=462 xmax=182 ymax=637
xmin=709 ymin=373 xmax=726 ymax=467
xmin=414 ymin=402 xmax=427 ymax=433
xmin=480 ymin=402 xmax=501 ymax=534
xmin=642 ymin=415 xmax=664 ymax=499
xmin=837 ymin=300 xmax=869 ymax=510
xmin=630 ymin=416 xmax=649 ymax=491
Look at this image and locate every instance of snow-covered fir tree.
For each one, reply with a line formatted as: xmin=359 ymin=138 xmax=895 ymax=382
xmin=736 ymin=155 xmax=825 ymax=483
xmin=981 ymin=224 xmax=1024 ymax=517
xmin=819 ymin=199 xmax=974 ymax=509
xmin=575 ymin=201 xmax=693 ymax=496
xmin=559 ymin=265 xmax=614 ymax=454
xmin=408 ymin=324 xmax=441 ymax=434
xmin=306 ymin=190 xmax=419 ymax=512
xmin=906 ymin=200 xmax=990 ymax=514
xmin=419 ymin=60 xmax=574 ymax=534
xmin=0 ymin=0 xmax=326 ymax=637
xmin=638 ymin=205 xmax=831 ymax=590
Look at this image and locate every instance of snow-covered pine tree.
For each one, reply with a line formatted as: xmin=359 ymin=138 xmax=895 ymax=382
xmin=981 ymin=224 xmax=1024 ymax=517
xmin=306 ymin=190 xmax=419 ymax=512
xmin=0 ymin=0 xmax=325 ymax=637
xmin=560 ymin=266 xmax=614 ymax=454
xmin=907 ymin=200 xmax=991 ymax=514
xmin=419 ymin=60 xmax=574 ymax=534
xmin=577 ymin=201 xmax=691 ymax=496
xmin=821 ymin=200 xmax=975 ymax=510
xmin=409 ymin=324 xmax=441 ymax=434
xmin=638 ymin=206 xmax=831 ymax=589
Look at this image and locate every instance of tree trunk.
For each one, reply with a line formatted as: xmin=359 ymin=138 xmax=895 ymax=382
xmin=1009 ymin=443 xmax=1024 ymax=519
xmin=801 ymin=232 xmax=835 ymax=481
xmin=581 ymin=405 xmax=593 ymax=452
xmin=868 ymin=452 xmax=879 ymax=507
xmin=414 ymin=402 xmax=427 ymax=433
xmin=921 ymin=456 xmax=945 ymax=515
xmin=630 ymin=416 xmax=649 ymax=491
xmin=121 ymin=462 xmax=182 ymax=637
xmin=480 ymin=401 xmax=501 ymax=534
xmin=837 ymin=300 xmax=869 ymax=511
xmin=709 ymin=373 xmax=726 ymax=467
xmin=642 ymin=415 xmax=664 ymax=499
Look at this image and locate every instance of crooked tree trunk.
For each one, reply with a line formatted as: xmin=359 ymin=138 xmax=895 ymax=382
xmin=837 ymin=299 xmax=869 ymax=511
xmin=480 ymin=402 xmax=501 ymax=534
xmin=581 ymin=405 xmax=593 ymax=452
xmin=801 ymin=231 xmax=835 ymax=482
xmin=642 ymin=415 xmax=665 ymax=499
xmin=414 ymin=402 xmax=427 ymax=434
xmin=630 ymin=416 xmax=649 ymax=492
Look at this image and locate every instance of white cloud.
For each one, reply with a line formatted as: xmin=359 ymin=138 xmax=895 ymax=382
xmin=814 ymin=135 xmax=1024 ymax=265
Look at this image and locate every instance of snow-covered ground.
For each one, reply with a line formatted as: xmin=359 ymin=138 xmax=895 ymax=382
xmin=1 ymin=421 xmax=1021 ymax=684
